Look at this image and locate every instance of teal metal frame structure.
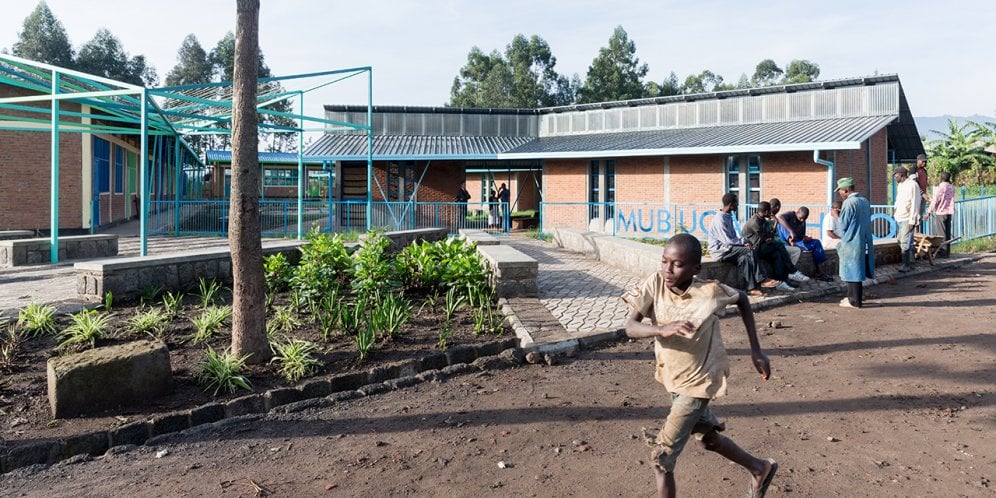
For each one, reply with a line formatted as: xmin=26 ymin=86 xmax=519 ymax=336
xmin=0 ymin=54 xmax=373 ymax=261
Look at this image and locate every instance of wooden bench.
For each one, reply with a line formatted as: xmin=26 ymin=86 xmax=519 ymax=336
xmin=0 ymin=235 xmax=118 ymax=267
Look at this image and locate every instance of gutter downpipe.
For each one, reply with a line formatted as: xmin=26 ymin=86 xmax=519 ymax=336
xmin=814 ymin=150 xmax=835 ymax=205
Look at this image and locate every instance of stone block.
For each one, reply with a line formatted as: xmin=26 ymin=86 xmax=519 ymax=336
xmin=5 ymin=441 xmax=62 ymax=470
xmin=299 ymin=378 xmax=332 ymax=398
xmin=47 ymin=340 xmax=173 ymax=418
xmin=151 ymin=412 xmax=190 ymax=437
xmin=329 ymin=371 xmax=368 ymax=392
xmin=62 ymin=431 xmax=109 ymax=457
xmin=109 ymin=421 xmax=150 ymax=447
xmin=418 ymin=351 xmax=448 ymax=372
xmin=189 ymin=403 xmax=226 ymax=427
xmin=445 ymin=344 xmax=478 ymax=365
xmin=225 ymin=394 xmax=265 ymax=417
xmin=264 ymin=388 xmax=304 ymax=411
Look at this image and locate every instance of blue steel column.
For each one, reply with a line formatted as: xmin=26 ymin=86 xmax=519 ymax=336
xmin=139 ymin=89 xmax=149 ymax=256
xmin=297 ymin=91 xmax=304 ymax=239
xmin=365 ymin=70 xmax=373 ymax=231
xmin=174 ymin=139 xmax=181 ymax=236
xmin=49 ymin=71 xmax=60 ymax=263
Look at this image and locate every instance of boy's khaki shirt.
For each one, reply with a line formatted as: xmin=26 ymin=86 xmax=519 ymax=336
xmin=623 ymin=274 xmax=739 ymax=399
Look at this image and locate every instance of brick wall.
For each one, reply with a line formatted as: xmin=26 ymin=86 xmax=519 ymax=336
xmin=0 ymin=85 xmax=84 ymax=231
xmin=759 ymin=151 xmax=830 ymax=205
xmin=668 ymin=155 xmax=725 ymax=204
xmin=615 ymin=157 xmax=664 ymax=203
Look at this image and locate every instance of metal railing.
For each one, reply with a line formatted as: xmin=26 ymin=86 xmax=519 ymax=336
xmin=148 ymin=200 xmax=512 ymax=237
xmin=539 ymin=197 xmax=996 ymax=242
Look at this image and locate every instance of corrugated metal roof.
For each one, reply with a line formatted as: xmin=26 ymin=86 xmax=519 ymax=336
xmin=500 ymin=115 xmax=898 ymax=159
xmin=205 ymin=150 xmax=325 ymax=164
xmin=304 ymin=135 xmax=534 ymax=160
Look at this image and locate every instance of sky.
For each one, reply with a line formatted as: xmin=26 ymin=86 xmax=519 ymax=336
xmin=2 ymin=0 xmax=994 ymax=123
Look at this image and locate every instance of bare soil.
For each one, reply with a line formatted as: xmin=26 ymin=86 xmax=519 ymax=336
xmin=0 ymin=291 xmax=510 ymax=444
xmin=2 ymin=257 xmax=995 ymax=497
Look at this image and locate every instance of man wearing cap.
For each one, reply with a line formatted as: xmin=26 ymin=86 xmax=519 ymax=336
xmin=893 ymin=166 xmax=921 ymax=272
xmin=836 ymin=178 xmax=874 ymax=308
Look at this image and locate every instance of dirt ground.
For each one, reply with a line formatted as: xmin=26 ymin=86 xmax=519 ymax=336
xmin=2 ymin=257 xmax=994 ymax=497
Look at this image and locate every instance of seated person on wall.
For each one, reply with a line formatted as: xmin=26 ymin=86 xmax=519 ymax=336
xmin=768 ymin=198 xmax=804 ymax=268
xmin=776 ymin=206 xmax=833 ymax=281
xmin=707 ymin=193 xmax=786 ymax=295
xmin=822 ymin=200 xmax=843 ymax=250
xmin=742 ymin=202 xmax=810 ymax=291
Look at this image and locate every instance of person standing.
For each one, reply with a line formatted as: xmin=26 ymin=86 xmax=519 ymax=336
xmin=836 ymin=178 xmax=875 ymax=308
xmin=455 ymin=182 xmax=471 ymax=226
xmin=926 ymin=171 xmax=955 ymax=257
xmin=893 ymin=166 xmax=921 ymax=272
xmin=912 ymin=153 xmax=931 ymax=221
xmin=622 ymin=233 xmax=777 ymax=498
xmin=497 ymin=183 xmax=510 ymax=231
xmin=706 ymin=193 xmax=778 ymax=296
xmin=821 ymin=200 xmax=843 ymax=250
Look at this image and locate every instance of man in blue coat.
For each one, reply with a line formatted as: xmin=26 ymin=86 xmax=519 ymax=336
xmin=836 ymin=177 xmax=875 ymax=308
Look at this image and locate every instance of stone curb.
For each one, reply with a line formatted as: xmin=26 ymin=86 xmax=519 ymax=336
xmin=0 ymin=337 xmax=521 ymax=475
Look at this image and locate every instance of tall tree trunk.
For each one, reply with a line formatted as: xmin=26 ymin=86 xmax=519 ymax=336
xmin=229 ymin=0 xmax=269 ymax=363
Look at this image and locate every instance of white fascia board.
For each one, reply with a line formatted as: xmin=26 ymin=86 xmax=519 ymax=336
xmin=498 ymin=141 xmax=862 ymax=160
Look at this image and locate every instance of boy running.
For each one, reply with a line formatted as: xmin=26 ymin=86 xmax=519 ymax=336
xmin=623 ymin=233 xmax=777 ymax=497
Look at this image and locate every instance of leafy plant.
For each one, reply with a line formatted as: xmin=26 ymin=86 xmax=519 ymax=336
xmin=443 ymin=287 xmax=466 ymax=324
xmin=313 ymin=291 xmax=341 ymax=340
xmin=187 ymin=305 xmax=232 ymax=344
xmin=0 ymin=324 xmax=25 ymax=370
xmin=289 ymin=288 xmax=307 ymax=315
xmin=370 ymin=292 xmax=412 ymax=340
xmin=354 ymin=323 xmax=376 ymax=363
xmin=339 ymin=299 xmax=366 ymax=337
xmin=266 ymin=306 xmax=301 ymax=339
xmin=270 ymin=338 xmax=322 ymax=383
xmin=196 ymin=278 xmax=224 ymax=309
xmin=290 ymin=227 xmax=353 ymax=303
xmin=438 ymin=324 xmax=453 ymax=350
xmin=139 ymin=285 xmax=162 ymax=306
xmin=196 ymin=346 xmax=252 ymax=396
xmin=125 ymin=307 xmax=171 ymax=339
xmin=264 ymin=291 xmax=276 ymax=310
xmin=103 ymin=291 xmax=113 ymax=312
xmin=161 ymin=291 xmax=184 ymax=319
xmin=263 ymin=252 xmax=292 ymax=294
xmin=59 ymin=309 xmax=111 ymax=351
xmin=351 ymin=230 xmax=398 ymax=297
xmin=17 ymin=302 xmax=57 ymax=337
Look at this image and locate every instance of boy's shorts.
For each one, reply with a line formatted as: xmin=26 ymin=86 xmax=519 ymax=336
xmin=643 ymin=393 xmax=725 ymax=473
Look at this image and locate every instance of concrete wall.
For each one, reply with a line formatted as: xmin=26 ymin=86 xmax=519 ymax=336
xmin=0 ymin=235 xmax=118 ymax=267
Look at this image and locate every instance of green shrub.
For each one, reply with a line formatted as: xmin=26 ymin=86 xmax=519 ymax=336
xmin=187 ymin=306 xmax=232 ymax=344
xmin=196 ymin=278 xmax=224 ymax=309
xmin=370 ymin=292 xmax=412 ymax=340
xmin=59 ymin=309 xmax=111 ymax=351
xmin=161 ymin=291 xmax=184 ymax=319
xmin=266 ymin=306 xmax=301 ymax=340
xmin=354 ymin=323 xmax=376 ymax=363
xmin=351 ymin=230 xmax=397 ymax=298
xmin=290 ymin=227 xmax=353 ymax=303
xmin=0 ymin=324 xmax=25 ymax=370
xmin=263 ymin=252 xmax=293 ymax=293
xmin=17 ymin=302 xmax=57 ymax=337
xmin=125 ymin=307 xmax=171 ymax=339
xmin=196 ymin=346 xmax=252 ymax=396
xmin=270 ymin=339 xmax=322 ymax=383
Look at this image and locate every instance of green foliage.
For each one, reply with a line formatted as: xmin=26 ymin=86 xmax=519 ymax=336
xmin=11 ymin=2 xmax=75 ymax=68
xmin=577 ymin=26 xmax=649 ymax=104
xmin=437 ymin=324 xmax=454 ymax=350
xmin=291 ymin=227 xmax=353 ymax=303
xmin=125 ymin=307 xmax=171 ymax=339
xmin=0 ymin=324 xmax=25 ymax=370
xmin=187 ymin=306 xmax=232 ymax=344
xmin=196 ymin=346 xmax=252 ymax=396
xmin=351 ymin=231 xmax=397 ymax=297
xmin=312 ymin=289 xmax=341 ymax=340
xmin=103 ymin=291 xmax=113 ymax=312
xmin=165 ymin=34 xmax=213 ymax=86
xmin=263 ymin=252 xmax=293 ymax=294
xmin=396 ymin=238 xmax=489 ymax=295
xmin=59 ymin=309 xmax=111 ymax=351
xmin=76 ymin=28 xmax=157 ymax=86
xmin=269 ymin=339 xmax=322 ymax=383
xmin=17 ymin=302 xmax=57 ymax=337
xmin=369 ymin=293 xmax=412 ymax=340
xmin=339 ymin=299 xmax=367 ymax=337
xmin=752 ymin=59 xmax=783 ymax=87
xmin=952 ymin=235 xmax=996 ymax=253
xmin=926 ymin=119 xmax=996 ymax=186
xmin=196 ymin=277 xmax=223 ymax=309
xmin=139 ymin=285 xmax=162 ymax=306
xmin=266 ymin=306 xmax=301 ymax=339
xmin=449 ymin=34 xmax=575 ymax=108
xmin=354 ymin=323 xmax=376 ymax=363
xmin=443 ymin=287 xmax=467 ymax=325
xmin=783 ymin=59 xmax=820 ymax=84
xmin=161 ymin=291 xmax=184 ymax=319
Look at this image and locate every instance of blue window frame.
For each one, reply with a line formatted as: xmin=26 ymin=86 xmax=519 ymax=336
xmin=114 ymin=146 xmax=123 ymax=193
xmin=588 ymin=160 xmax=600 ymax=219
xmin=93 ymin=137 xmax=110 ymax=194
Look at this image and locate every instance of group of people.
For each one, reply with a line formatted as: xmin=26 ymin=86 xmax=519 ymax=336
xmin=455 ymin=181 xmax=509 ymax=230
xmin=894 ymin=153 xmax=956 ymax=271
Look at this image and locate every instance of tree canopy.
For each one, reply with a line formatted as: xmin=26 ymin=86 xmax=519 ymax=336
xmin=577 ymin=26 xmax=648 ymax=103
xmin=449 ymin=34 xmax=574 ymax=108
xmin=11 ymin=2 xmax=74 ymax=68
xmin=76 ymin=29 xmax=158 ymax=86
xmin=165 ymin=34 xmax=213 ymax=87
xmin=926 ymin=118 xmax=996 ymax=186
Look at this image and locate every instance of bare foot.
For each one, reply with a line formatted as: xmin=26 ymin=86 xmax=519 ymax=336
xmin=749 ymin=458 xmax=778 ymax=498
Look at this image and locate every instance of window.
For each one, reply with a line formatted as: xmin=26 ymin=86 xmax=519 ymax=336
xmin=263 ymin=168 xmax=296 ymax=187
xmin=114 ymin=146 xmax=124 ymax=193
xmin=589 ymin=160 xmax=600 ymax=219
xmin=605 ymin=160 xmax=616 ymax=220
xmin=725 ymin=155 xmax=761 ymax=204
xmin=93 ymin=137 xmax=110 ymax=193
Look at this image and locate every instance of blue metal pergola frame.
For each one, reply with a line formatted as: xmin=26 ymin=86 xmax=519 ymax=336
xmin=0 ymin=54 xmax=373 ymax=261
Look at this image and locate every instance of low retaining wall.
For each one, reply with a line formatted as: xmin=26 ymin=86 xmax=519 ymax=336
xmin=0 ymin=230 xmax=35 ymax=241
xmin=361 ymin=228 xmax=449 ymax=252
xmin=553 ymin=228 xmax=901 ymax=288
xmin=477 ymin=245 xmax=538 ymax=297
xmin=458 ymin=228 xmax=500 ymax=246
xmin=0 ymin=235 xmax=118 ymax=267
xmin=74 ymin=241 xmax=305 ymax=303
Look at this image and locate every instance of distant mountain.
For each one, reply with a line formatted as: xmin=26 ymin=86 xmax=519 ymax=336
xmin=914 ymin=115 xmax=995 ymax=141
